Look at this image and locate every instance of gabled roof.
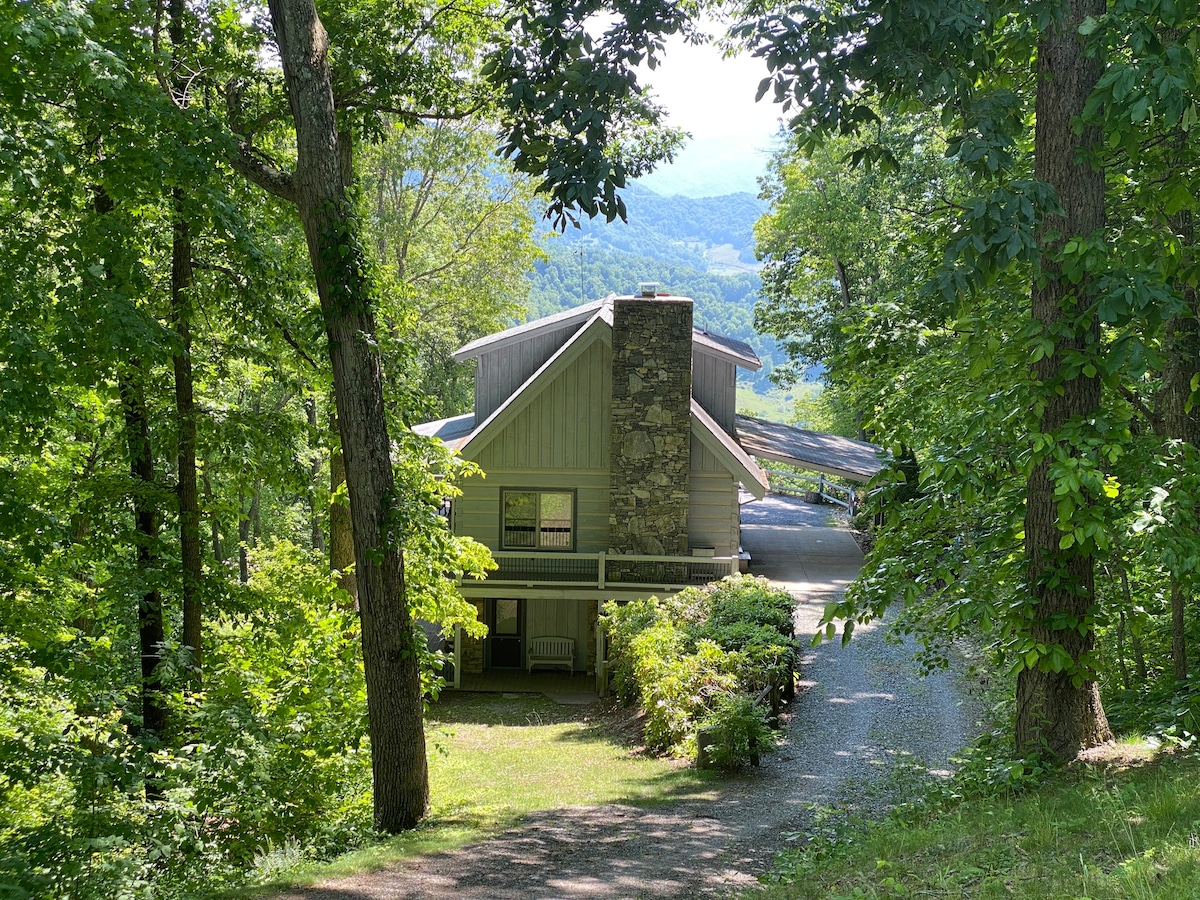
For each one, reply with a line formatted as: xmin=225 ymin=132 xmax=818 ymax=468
xmin=692 ymin=400 xmax=769 ymax=499
xmin=446 ymin=310 xmax=613 ymax=456
xmin=453 ymin=296 xmax=761 ymax=371
xmin=453 ymin=299 xmax=607 ymax=363
xmin=735 ymin=414 xmax=886 ymax=482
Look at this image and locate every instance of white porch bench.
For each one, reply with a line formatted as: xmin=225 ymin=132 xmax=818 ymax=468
xmin=527 ymin=636 xmax=575 ymax=673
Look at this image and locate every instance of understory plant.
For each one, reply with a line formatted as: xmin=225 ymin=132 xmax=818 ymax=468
xmin=601 ymin=574 xmax=797 ymax=766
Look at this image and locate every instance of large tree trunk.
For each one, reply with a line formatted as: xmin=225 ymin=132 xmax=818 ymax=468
xmin=1157 ymin=203 xmax=1199 ymax=683
xmin=1016 ymin=0 xmax=1113 ymax=760
xmin=95 ymin=185 xmax=168 ymax=744
xmin=169 ymin=0 xmax=203 ymax=682
xmin=265 ymin=0 xmax=429 ymax=831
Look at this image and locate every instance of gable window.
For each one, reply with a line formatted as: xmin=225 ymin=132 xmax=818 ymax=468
xmin=502 ymin=490 xmax=575 ymax=550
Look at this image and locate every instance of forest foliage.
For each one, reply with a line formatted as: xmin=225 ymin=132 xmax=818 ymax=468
xmin=0 ymin=0 xmax=628 ymax=892
xmin=745 ymin=0 xmax=1200 ymax=758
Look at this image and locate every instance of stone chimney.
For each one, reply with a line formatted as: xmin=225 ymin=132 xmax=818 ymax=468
xmin=608 ymin=294 xmax=693 ymax=556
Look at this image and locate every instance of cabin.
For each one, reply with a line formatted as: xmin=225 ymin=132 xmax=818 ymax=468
xmin=415 ymin=289 xmax=883 ymax=691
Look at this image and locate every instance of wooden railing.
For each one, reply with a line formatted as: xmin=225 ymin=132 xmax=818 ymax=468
xmin=464 ymin=550 xmax=739 ymax=590
xmin=764 ymin=469 xmax=858 ymax=515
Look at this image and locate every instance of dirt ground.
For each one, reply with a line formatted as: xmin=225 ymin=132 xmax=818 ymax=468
xmin=273 ymin=496 xmax=980 ymax=900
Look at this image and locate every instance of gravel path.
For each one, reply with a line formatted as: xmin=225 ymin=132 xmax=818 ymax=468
xmin=275 ymin=495 xmax=979 ymax=900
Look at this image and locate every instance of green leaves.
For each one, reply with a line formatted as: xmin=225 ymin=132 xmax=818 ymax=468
xmin=487 ymin=0 xmax=691 ymax=228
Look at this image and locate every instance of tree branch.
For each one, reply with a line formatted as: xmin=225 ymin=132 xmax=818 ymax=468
xmin=1118 ymin=383 xmax=1160 ymax=430
xmin=229 ymin=141 xmax=298 ymax=203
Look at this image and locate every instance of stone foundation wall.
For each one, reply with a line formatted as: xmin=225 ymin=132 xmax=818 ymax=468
xmin=609 ymin=296 xmax=693 ymax=557
xmin=461 ymin=600 xmax=485 ymax=674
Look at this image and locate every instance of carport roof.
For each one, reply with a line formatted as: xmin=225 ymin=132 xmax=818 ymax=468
xmin=735 ymin=414 xmax=887 ymax=482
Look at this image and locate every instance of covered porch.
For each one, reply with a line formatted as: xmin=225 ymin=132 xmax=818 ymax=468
xmin=456 ymin=668 xmax=598 ymax=697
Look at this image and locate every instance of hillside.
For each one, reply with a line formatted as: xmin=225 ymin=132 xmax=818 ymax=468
xmin=526 ymin=182 xmax=783 ymax=391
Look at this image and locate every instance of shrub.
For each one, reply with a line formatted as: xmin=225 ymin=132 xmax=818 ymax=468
xmin=699 ymin=693 xmax=779 ymax=770
xmin=601 ymin=574 xmax=799 ymax=761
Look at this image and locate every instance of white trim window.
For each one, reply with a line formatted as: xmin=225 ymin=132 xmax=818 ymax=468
xmin=501 ymin=490 xmax=575 ymax=550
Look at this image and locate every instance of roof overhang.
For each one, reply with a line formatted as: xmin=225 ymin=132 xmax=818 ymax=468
xmin=734 ymin=414 xmax=886 ymax=482
xmin=693 ymin=401 xmax=769 ymax=499
xmin=453 ymin=297 xmax=761 ymax=371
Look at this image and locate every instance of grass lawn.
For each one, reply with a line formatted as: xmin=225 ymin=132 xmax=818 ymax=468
xmin=757 ymin=747 xmax=1200 ymax=900
xmin=264 ymin=692 xmax=714 ymax=890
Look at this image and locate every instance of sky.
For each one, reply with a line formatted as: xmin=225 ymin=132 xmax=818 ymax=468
xmin=646 ymin=34 xmax=783 ymax=141
xmin=636 ymin=32 xmax=787 ymax=196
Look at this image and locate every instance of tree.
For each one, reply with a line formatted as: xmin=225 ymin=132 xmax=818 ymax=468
xmin=733 ymin=0 xmax=1141 ymax=758
xmin=227 ymin=0 xmax=690 ymax=831
xmin=753 ymin=114 xmax=963 ymax=432
xmin=360 ymin=118 xmax=540 ymax=417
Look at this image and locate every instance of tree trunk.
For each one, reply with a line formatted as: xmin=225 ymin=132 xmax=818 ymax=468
xmin=168 ymin=0 xmax=203 ymax=682
xmin=120 ymin=368 xmax=169 ymax=742
xmin=238 ymin=488 xmax=250 ymax=584
xmin=1157 ymin=203 xmax=1199 ymax=683
xmin=1016 ymin=0 xmax=1113 ymax=760
xmin=203 ymin=470 xmax=225 ymax=565
xmin=330 ymin=440 xmax=358 ymax=602
xmin=172 ymin=207 xmax=203 ymax=678
xmin=307 ymin=397 xmax=326 ymax=553
xmin=95 ymin=184 xmax=168 ymax=745
xmin=265 ymin=0 xmax=429 ymax=831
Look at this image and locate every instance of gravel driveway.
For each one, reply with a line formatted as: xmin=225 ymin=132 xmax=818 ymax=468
xmin=274 ymin=495 xmax=979 ymax=900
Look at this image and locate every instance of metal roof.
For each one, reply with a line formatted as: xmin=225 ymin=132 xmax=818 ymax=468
xmin=453 ymin=299 xmax=607 ymax=362
xmin=692 ymin=328 xmax=760 ymax=370
xmin=735 ymin=414 xmax=887 ymax=482
xmin=412 ymin=413 xmax=476 ymax=450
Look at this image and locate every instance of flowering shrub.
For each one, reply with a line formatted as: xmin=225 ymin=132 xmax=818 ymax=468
xmin=601 ymin=575 xmax=798 ymax=763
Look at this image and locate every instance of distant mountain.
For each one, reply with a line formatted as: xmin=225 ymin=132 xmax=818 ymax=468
xmin=526 ymin=183 xmax=783 ymax=390
xmin=637 ymin=133 xmax=782 ymax=198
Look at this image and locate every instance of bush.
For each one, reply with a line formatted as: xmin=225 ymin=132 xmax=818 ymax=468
xmin=699 ymin=693 xmax=779 ymax=770
xmin=601 ymin=574 xmax=798 ymax=761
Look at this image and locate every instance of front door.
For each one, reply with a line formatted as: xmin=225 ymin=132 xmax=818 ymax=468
xmin=487 ymin=598 xmax=523 ymax=668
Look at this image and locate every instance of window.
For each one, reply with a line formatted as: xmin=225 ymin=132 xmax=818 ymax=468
xmin=502 ymin=490 xmax=575 ymax=550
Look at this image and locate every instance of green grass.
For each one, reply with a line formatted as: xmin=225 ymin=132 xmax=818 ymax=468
xmin=757 ymin=749 xmax=1200 ymax=900
xmin=256 ymin=693 xmax=714 ymax=893
xmin=737 ymin=383 xmax=821 ymax=423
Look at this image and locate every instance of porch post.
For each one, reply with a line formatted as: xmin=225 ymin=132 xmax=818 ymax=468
xmin=453 ymin=625 xmax=462 ymax=690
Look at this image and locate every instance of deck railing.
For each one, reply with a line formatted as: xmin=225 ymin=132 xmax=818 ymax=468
xmin=466 ymin=551 xmax=739 ymax=590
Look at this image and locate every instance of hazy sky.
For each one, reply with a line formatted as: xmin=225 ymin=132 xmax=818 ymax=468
xmin=644 ymin=34 xmax=784 ymax=142
xmin=635 ymin=31 xmax=786 ymax=195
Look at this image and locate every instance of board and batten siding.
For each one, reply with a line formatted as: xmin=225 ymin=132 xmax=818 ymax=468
xmin=525 ymin=598 xmax=592 ymax=671
xmin=687 ymin=472 xmax=740 ymax=556
xmin=692 ymin=352 xmax=737 ymax=433
xmin=473 ymin=338 xmax=611 ymax=471
xmin=473 ymin=322 xmax=583 ymax=421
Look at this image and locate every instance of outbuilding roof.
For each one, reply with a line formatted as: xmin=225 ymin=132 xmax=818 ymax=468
xmin=734 ymin=414 xmax=887 ymax=482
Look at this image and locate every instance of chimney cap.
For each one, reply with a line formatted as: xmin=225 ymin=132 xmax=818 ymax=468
xmin=637 ymin=281 xmax=660 ymax=297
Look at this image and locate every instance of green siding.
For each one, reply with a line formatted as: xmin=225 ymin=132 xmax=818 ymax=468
xmin=455 ymin=471 xmax=610 ymax=553
xmin=688 ymin=473 xmax=740 ymax=555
